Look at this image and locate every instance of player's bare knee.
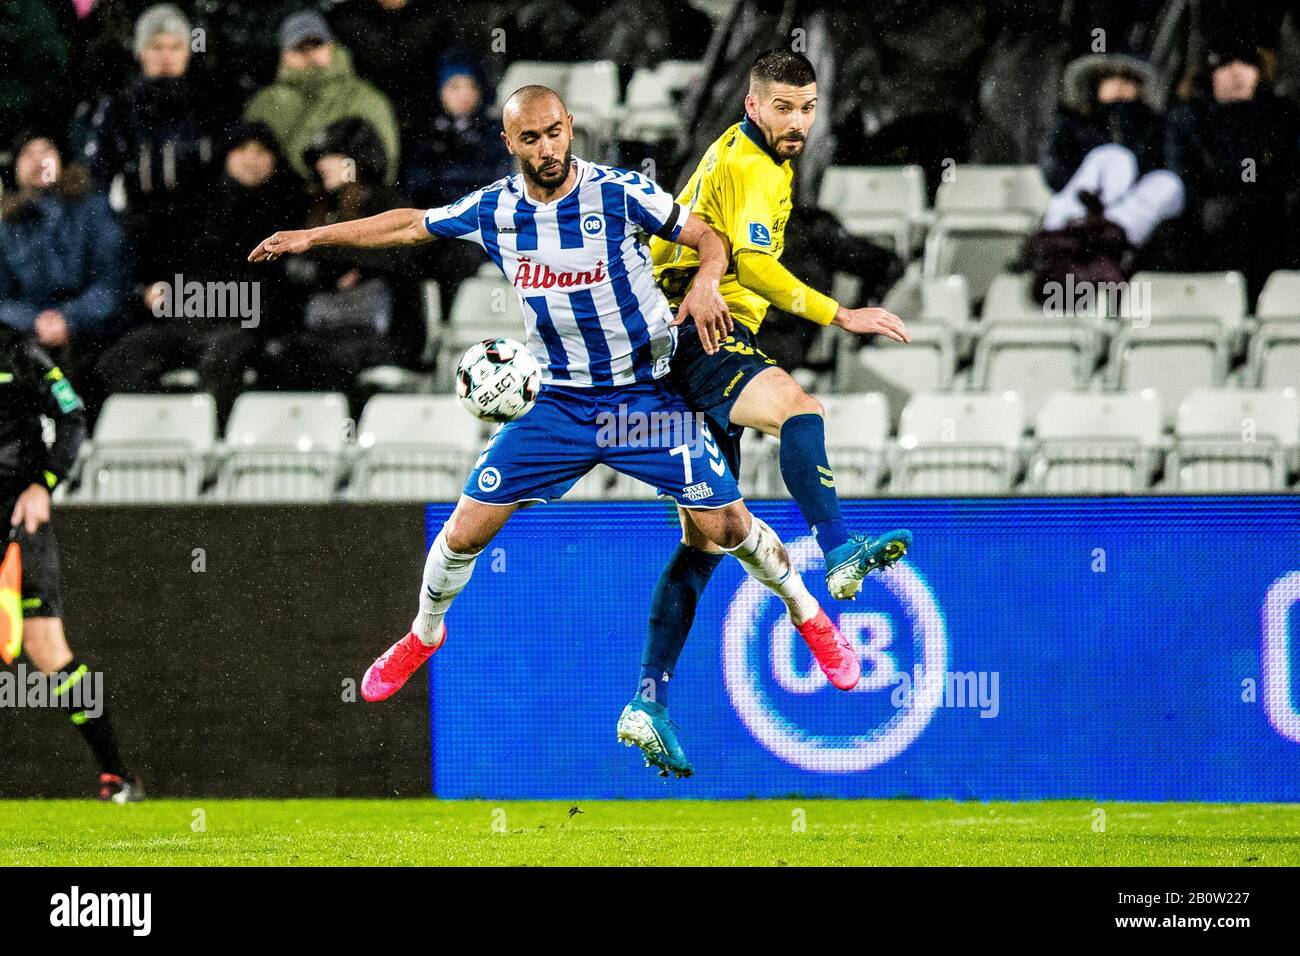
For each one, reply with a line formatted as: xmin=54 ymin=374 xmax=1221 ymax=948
xmin=778 ymin=386 xmax=822 ymax=424
xmin=679 ymin=509 xmax=725 ymax=553
xmin=443 ymin=506 xmax=498 ymax=555
xmin=692 ymin=503 xmax=751 ymax=550
xmin=22 ymin=619 xmax=72 ymax=674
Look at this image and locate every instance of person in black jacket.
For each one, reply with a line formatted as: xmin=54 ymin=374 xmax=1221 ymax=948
xmin=1164 ymin=36 xmax=1300 ymax=299
xmin=0 ymin=326 xmax=142 ymax=802
xmin=71 ymin=4 xmax=227 ymax=289
xmin=1040 ymin=53 xmax=1184 ymax=248
xmin=96 ymin=122 xmax=308 ymax=425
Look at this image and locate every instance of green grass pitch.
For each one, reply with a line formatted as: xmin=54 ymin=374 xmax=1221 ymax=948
xmin=3 ymin=799 xmax=1298 ymax=866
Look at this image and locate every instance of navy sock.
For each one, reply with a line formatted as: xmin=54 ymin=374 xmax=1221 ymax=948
xmin=638 ymin=544 xmax=724 ymax=706
xmin=779 ymin=413 xmax=851 ymax=555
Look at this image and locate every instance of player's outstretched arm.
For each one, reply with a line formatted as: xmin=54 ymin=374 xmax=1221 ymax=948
xmin=734 ymin=249 xmax=910 ymax=343
xmin=247 ymin=208 xmax=430 ymax=262
xmin=672 ymin=214 xmax=733 ymax=355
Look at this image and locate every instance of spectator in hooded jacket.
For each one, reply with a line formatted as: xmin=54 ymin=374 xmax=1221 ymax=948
xmin=71 ymin=4 xmax=227 ymax=287
xmin=244 ymin=10 xmax=401 ymax=184
xmin=95 ymin=122 xmax=308 ymax=425
xmin=1040 ymin=53 xmax=1184 ymax=249
xmin=0 ymin=134 xmax=127 ymax=410
xmin=1164 ymin=36 xmax=1300 ymax=299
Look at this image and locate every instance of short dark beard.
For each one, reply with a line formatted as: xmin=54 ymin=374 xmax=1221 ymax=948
xmin=520 ymin=149 xmax=573 ymax=191
xmin=752 ymin=115 xmax=805 ymax=159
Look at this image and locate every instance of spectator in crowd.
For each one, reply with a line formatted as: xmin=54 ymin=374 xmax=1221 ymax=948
xmin=1040 ymin=53 xmax=1184 ymax=249
xmin=96 ymin=122 xmax=308 ymax=426
xmin=1164 ymin=36 xmax=1300 ymax=299
xmin=244 ymin=10 xmax=401 ymax=184
xmin=405 ymin=56 xmax=511 ymax=326
xmin=261 ymin=118 xmax=422 ymax=408
xmin=405 ymin=57 xmax=511 ymax=208
xmin=0 ymin=133 xmax=127 ymax=408
xmin=71 ymin=4 xmax=227 ymax=287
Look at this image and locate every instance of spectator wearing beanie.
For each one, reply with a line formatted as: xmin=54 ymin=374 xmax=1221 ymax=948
xmin=71 ymin=3 xmax=226 ymax=288
xmin=244 ymin=10 xmax=401 ymax=184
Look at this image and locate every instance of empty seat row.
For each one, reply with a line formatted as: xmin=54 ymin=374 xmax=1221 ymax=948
xmin=71 ymin=385 xmax=1300 ymax=503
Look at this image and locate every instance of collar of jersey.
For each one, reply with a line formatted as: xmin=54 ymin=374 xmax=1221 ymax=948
xmin=509 ymin=157 xmax=585 ymax=208
xmin=739 ymin=116 xmax=786 ymax=166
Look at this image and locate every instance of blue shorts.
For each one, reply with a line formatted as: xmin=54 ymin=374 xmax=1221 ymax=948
xmin=464 ymin=380 xmax=742 ymax=508
xmin=668 ymin=319 xmax=778 ymax=477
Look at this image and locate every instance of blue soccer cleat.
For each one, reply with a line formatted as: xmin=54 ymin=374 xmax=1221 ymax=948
xmin=825 ymin=529 xmax=913 ymax=600
xmin=617 ymin=697 xmax=693 ymax=778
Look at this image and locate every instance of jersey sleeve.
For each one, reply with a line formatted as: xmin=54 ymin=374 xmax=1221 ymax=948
xmin=18 ymin=342 xmax=86 ymax=489
xmin=423 ymin=189 xmax=485 ymax=246
xmin=620 ymin=171 xmax=688 ymax=242
xmin=716 ymin=158 xmax=785 ymax=257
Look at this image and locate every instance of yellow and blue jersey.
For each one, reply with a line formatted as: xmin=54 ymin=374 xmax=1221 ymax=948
xmin=650 ymin=118 xmax=793 ymax=334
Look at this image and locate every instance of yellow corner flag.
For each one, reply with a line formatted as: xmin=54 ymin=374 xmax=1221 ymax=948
xmin=0 ymin=538 xmax=21 ymax=665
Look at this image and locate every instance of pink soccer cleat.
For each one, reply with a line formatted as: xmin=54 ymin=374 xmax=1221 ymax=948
xmin=361 ymin=626 xmax=445 ymax=702
xmin=796 ymin=609 xmax=861 ymax=691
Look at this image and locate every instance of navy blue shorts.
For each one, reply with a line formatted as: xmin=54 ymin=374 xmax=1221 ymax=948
xmin=668 ymin=320 xmax=778 ymax=477
xmin=464 ymin=380 xmax=742 ymax=509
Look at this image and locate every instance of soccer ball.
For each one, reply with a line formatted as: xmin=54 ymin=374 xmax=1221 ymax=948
xmin=455 ymin=338 xmax=542 ymax=422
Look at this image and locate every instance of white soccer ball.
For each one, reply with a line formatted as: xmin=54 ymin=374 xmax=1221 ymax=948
xmin=455 ymin=337 xmax=542 ymax=423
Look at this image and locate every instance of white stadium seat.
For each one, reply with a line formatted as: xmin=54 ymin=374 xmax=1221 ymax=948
xmin=496 ymin=61 xmax=571 ymax=109
xmin=350 ymin=396 xmax=486 ymax=501
xmin=80 ymin=393 xmax=217 ymax=502
xmin=971 ymin=321 xmax=1099 ymax=425
xmin=447 ymin=276 xmax=525 ymax=351
xmin=921 ymin=273 xmax=972 ymax=328
xmin=848 ymin=324 xmax=957 ymax=395
xmin=933 ymin=164 xmax=1051 ymax=218
xmin=1128 ymin=271 xmax=1247 ymax=328
xmin=891 ymin=391 xmax=1024 ymax=493
xmin=216 ymin=392 xmax=349 ymax=501
xmin=1248 ymin=321 xmax=1300 ymax=389
xmin=1029 ymin=391 xmax=1162 ymax=492
xmin=620 ymin=60 xmax=702 ymax=141
xmin=1106 ymin=321 xmax=1229 ymax=426
xmin=817 ymin=165 xmax=927 ymax=256
xmin=924 ymin=166 xmax=1050 ymax=302
xmin=1256 ymin=270 xmax=1300 ymax=320
xmin=820 ymin=392 xmax=889 ymax=495
xmin=1168 ymin=388 xmax=1300 ymax=491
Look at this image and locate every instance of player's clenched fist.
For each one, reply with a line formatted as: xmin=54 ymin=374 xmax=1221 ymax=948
xmin=248 ymin=229 xmax=314 ymax=262
xmin=832 ymin=305 xmax=911 ymax=344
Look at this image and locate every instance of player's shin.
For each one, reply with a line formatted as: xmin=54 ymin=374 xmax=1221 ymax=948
xmin=639 ymin=544 xmax=724 ymax=706
xmin=721 ymin=517 xmax=819 ymax=625
xmin=412 ymin=528 xmax=478 ymax=645
xmin=779 ymin=412 xmax=850 ymax=556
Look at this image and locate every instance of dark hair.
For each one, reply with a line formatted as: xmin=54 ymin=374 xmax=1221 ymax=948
xmin=750 ymin=49 xmax=817 ymax=89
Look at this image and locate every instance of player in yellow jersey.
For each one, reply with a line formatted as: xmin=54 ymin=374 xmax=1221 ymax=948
xmin=625 ymin=53 xmax=915 ymax=767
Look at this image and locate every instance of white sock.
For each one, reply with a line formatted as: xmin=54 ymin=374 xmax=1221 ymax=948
xmin=412 ymin=529 xmax=478 ymax=645
xmin=722 ymin=517 xmax=820 ymax=625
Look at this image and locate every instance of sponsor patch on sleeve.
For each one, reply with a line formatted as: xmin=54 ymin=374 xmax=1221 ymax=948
xmin=748 ymin=222 xmax=772 ymax=247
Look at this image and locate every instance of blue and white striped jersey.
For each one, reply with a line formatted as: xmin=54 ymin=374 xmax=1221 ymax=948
xmin=424 ymin=158 xmax=689 ymax=387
